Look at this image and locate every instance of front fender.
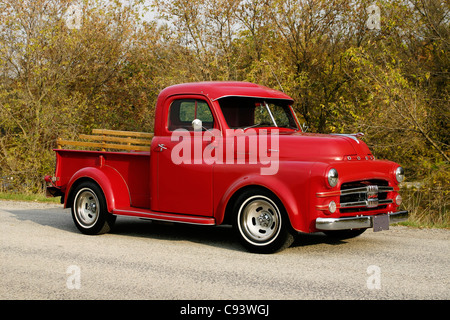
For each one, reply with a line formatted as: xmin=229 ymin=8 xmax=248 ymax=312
xmin=65 ymin=166 xmax=130 ymax=212
xmin=215 ymin=172 xmax=309 ymax=232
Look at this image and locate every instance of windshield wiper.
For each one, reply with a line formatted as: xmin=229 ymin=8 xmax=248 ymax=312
xmin=243 ymin=101 xmax=279 ymax=130
xmin=243 ymin=122 xmax=272 ymax=130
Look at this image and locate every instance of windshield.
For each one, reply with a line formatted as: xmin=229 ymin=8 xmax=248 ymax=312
xmin=218 ymin=97 xmax=298 ymax=130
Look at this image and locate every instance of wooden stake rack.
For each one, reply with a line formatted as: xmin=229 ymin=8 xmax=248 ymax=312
xmin=57 ymin=129 xmax=153 ymax=152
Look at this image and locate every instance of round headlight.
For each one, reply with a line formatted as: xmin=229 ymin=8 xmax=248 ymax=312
xmin=327 ymin=168 xmax=339 ymax=188
xmin=395 ymin=167 xmax=405 ymax=183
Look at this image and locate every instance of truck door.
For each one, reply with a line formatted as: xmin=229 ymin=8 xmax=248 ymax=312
xmin=153 ymin=96 xmax=218 ymax=216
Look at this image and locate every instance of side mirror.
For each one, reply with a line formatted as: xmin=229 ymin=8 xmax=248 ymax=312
xmin=192 ymin=119 xmax=203 ymax=131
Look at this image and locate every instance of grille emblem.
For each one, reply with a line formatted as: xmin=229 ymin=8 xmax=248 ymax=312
xmin=366 ymin=185 xmax=379 ymax=207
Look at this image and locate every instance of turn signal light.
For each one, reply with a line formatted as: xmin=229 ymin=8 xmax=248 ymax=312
xmin=395 ymin=194 xmax=403 ymax=206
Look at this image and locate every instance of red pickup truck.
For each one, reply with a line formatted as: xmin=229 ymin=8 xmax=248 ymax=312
xmin=46 ymin=81 xmax=408 ymax=253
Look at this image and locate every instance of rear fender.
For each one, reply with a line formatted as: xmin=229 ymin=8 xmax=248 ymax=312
xmin=65 ymin=166 xmax=130 ymax=212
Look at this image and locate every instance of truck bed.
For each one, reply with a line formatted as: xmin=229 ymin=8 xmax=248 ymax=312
xmin=55 ymin=149 xmax=151 ymax=208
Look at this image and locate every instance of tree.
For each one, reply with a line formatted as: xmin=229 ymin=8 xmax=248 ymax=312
xmin=0 ymin=0 xmax=154 ymax=192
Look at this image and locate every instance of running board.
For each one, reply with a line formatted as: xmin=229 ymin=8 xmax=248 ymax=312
xmin=112 ymin=207 xmax=216 ymax=226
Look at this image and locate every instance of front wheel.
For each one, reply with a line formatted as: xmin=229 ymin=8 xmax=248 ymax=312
xmin=233 ymin=189 xmax=295 ymax=254
xmin=71 ymin=181 xmax=116 ymax=235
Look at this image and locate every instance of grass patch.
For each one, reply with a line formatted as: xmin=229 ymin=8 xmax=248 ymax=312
xmin=0 ymin=192 xmax=61 ymax=203
xmin=395 ymin=220 xmax=449 ymax=229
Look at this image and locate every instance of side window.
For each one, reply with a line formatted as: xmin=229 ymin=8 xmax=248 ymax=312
xmin=168 ymin=99 xmax=214 ymax=131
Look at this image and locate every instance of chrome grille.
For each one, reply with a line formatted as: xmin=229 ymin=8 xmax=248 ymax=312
xmin=340 ymin=180 xmax=393 ymax=213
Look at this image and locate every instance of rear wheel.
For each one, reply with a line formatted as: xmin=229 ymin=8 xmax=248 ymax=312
xmin=233 ymin=189 xmax=295 ymax=253
xmin=71 ymin=181 xmax=116 ymax=235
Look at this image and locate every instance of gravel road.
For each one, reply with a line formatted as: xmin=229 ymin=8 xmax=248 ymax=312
xmin=1 ymin=200 xmax=449 ymax=301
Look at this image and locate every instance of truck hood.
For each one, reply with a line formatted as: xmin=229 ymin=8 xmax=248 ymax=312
xmin=273 ymin=132 xmax=373 ymax=162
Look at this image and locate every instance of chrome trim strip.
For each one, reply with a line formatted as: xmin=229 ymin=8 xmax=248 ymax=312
xmin=316 ymin=199 xmax=393 ymax=210
xmin=213 ymin=95 xmax=294 ymax=102
xmin=113 ymin=209 xmax=216 ymax=226
xmin=330 ymin=133 xmax=364 ymax=143
xmin=315 ymin=211 xmax=409 ymax=231
xmin=264 ymin=101 xmax=278 ymax=127
xmin=317 ymin=186 xmax=394 ymax=198
xmin=340 ymin=199 xmax=393 ymax=208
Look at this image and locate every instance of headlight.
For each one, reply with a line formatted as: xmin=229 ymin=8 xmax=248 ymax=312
xmin=395 ymin=167 xmax=405 ymax=183
xmin=327 ymin=168 xmax=339 ymax=188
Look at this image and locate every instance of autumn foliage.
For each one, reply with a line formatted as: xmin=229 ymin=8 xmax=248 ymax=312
xmin=0 ymin=0 xmax=448 ymax=225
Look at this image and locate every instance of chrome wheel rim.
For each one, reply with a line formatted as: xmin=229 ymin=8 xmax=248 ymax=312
xmin=238 ymin=196 xmax=281 ymax=245
xmin=74 ymin=188 xmax=99 ymax=228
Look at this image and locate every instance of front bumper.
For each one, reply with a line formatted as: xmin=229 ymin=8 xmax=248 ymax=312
xmin=315 ymin=211 xmax=408 ymax=231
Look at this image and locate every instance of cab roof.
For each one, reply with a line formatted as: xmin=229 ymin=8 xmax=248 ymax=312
xmin=158 ymin=81 xmax=294 ymax=103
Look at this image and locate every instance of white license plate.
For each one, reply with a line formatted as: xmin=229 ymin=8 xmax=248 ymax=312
xmin=373 ymin=214 xmax=389 ymax=232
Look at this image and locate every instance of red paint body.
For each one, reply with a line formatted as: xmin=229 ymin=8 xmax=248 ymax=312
xmin=49 ymin=82 xmax=404 ymax=233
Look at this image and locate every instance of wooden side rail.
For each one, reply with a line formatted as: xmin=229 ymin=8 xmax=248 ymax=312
xmin=57 ymin=129 xmax=153 ymax=152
